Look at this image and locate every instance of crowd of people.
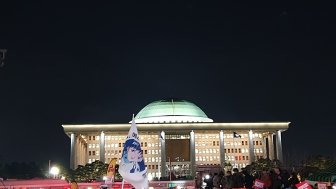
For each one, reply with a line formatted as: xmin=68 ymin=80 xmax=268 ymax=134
xmin=197 ymin=167 xmax=300 ymax=189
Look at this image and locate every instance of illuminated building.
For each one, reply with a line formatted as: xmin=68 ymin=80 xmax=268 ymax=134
xmin=62 ymin=99 xmax=289 ymax=178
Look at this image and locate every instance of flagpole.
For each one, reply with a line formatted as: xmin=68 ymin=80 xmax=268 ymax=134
xmin=121 ymin=179 xmax=124 ymax=189
xmin=233 ymin=136 xmax=236 ymax=168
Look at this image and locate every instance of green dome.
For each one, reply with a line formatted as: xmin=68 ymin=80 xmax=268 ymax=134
xmin=134 ymin=99 xmax=213 ymax=123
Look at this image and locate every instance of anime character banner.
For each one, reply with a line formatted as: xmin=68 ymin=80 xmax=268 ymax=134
xmin=119 ymin=118 xmax=148 ymax=189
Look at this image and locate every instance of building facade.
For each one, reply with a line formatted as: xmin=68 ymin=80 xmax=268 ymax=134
xmin=62 ymin=99 xmax=289 ymax=179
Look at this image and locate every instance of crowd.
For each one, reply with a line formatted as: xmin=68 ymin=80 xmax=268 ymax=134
xmin=197 ymin=167 xmax=301 ymax=189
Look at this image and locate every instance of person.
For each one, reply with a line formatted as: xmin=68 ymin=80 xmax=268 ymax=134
xmin=288 ymin=172 xmax=299 ymax=189
xmin=204 ymin=174 xmax=213 ymax=189
xmin=242 ymin=169 xmax=254 ymax=189
xmin=270 ymin=167 xmax=283 ymax=189
xmin=196 ymin=172 xmax=202 ymax=189
xmin=213 ymin=173 xmax=221 ymax=189
xmin=260 ymin=170 xmax=272 ymax=189
xmin=232 ymin=168 xmax=244 ymax=188
xmin=280 ymin=170 xmax=290 ymax=189
xmin=225 ymin=171 xmax=233 ymax=189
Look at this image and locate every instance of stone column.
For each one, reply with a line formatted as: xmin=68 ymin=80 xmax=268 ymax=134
xmin=160 ymin=131 xmax=166 ymax=179
xmin=219 ymin=130 xmax=225 ymax=168
xmin=268 ymin=134 xmax=275 ymax=160
xmin=190 ymin=130 xmax=196 ymax=178
xmin=70 ymin=133 xmax=76 ymax=169
xmin=100 ymin=131 xmax=105 ymax=163
xmin=84 ymin=142 xmax=88 ymax=164
xmin=276 ymin=130 xmax=283 ymax=162
xmin=263 ymin=136 xmax=268 ymax=159
xmin=248 ymin=130 xmax=255 ymax=164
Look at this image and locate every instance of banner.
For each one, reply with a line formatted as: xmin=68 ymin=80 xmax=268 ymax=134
xmin=253 ymin=179 xmax=265 ymax=189
xmin=119 ymin=118 xmax=148 ymax=189
xmin=317 ymin=182 xmax=328 ymax=189
xmin=296 ymin=181 xmax=313 ymax=189
xmin=106 ymin=158 xmax=117 ymax=182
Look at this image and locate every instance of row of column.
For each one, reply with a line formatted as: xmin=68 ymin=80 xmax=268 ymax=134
xmin=70 ymin=134 xmax=88 ymax=169
xmin=70 ymin=130 xmax=283 ymax=171
xmin=159 ymin=130 xmax=283 ymax=178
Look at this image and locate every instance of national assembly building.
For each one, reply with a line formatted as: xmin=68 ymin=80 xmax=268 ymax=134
xmin=62 ymin=99 xmax=290 ymax=179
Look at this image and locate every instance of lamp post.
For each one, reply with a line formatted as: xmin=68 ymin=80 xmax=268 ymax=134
xmin=50 ymin=166 xmax=60 ymax=179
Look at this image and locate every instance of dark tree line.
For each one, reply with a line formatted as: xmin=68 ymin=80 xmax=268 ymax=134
xmin=0 ymin=162 xmax=45 ymax=179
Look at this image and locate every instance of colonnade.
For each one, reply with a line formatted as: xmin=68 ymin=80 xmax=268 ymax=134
xmin=70 ymin=130 xmax=284 ymax=173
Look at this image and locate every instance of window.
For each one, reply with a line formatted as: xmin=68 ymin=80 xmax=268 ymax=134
xmin=92 ymin=151 xmax=96 ymax=155
xmin=89 ymin=136 xmax=91 ymax=140
xmin=213 ymin=141 xmax=216 ymax=146
xmin=145 ymin=150 xmax=147 ymax=154
xmin=93 ymin=136 xmax=95 ymax=140
xmin=242 ymin=141 xmax=244 ymax=145
xmin=145 ymin=142 xmax=147 ymax=147
xmin=119 ymin=143 xmax=122 ymax=147
xmin=246 ymin=156 xmax=249 ymax=160
xmin=141 ymin=142 xmax=143 ymax=147
xmin=245 ymin=141 xmax=248 ymax=145
xmin=216 ymin=141 xmax=220 ymax=146
xmin=235 ymin=149 xmax=237 ymax=153
xmin=228 ymin=149 xmax=230 ymax=153
xmin=242 ymin=156 xmax=245 ymax=160
xmin=238 ymin=149 xmax=241 ymax=153
xmin=256 ymin=141 xmax=259 ymax=145
xmin=89 ymin=151 xmax=92 ymax=156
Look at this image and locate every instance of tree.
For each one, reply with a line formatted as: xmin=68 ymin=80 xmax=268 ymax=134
xmin=245 ymin=158 xmax=282 ymax=173
xmin=68 ymin=160 xmax=108 ymax=182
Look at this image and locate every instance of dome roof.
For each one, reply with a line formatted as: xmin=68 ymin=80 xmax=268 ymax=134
xmin=134 ymin=99 xmax=213 ymax=123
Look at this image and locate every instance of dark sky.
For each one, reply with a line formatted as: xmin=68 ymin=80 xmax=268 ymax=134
xmin=1 ymin=2 xmax=335 ymax=167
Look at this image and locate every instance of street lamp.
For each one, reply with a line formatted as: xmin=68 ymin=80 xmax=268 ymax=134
xmin=50 ymin=166 xmax=60 ymax=179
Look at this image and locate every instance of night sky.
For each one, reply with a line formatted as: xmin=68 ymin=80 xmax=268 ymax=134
xmin=1 ymin=2 xmax=335 ymax=167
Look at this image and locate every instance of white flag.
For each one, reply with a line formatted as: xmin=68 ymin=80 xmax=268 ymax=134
xmin=119 ymin=117 xmax=148 ymax=189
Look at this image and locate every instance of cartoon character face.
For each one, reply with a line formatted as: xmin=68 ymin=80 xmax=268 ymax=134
xmin=127 ymin=146 xmax=143 ymax=162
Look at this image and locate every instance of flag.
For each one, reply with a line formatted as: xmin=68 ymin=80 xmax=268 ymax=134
xmin=233 ymin=132 xmax=241 ymax=138
xmin=119 ymin=117 xmax=148 ymax=189
xmin=107 ymin=158 xmax=117 ymax=178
